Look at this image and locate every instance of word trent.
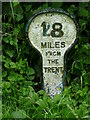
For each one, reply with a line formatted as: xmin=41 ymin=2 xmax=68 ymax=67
xmin=44 ymin=67 xmax=62 ymax=74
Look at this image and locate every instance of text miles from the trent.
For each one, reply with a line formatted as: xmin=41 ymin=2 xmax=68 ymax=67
xmin=27 ymin=10 xmax=77 ymax=98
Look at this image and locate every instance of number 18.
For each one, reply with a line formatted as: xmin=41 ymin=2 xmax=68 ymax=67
xmin=41 ymin=22 xmax=64 ymax=37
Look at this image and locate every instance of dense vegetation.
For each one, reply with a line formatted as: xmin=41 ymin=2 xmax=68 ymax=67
xmin=2 ymin=2 xmax=90 ymax=119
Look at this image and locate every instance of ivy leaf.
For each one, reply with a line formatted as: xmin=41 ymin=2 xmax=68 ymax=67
xmin=69 ymin=5 xmax=77 ymax=11
xmin=10 ymin=62 xmax=16 ymax=68
xmin=4 ymin=62 xmax=9 ymax=68
xmin=26 ymin=67 xmax=35 ymax=76
xmin=6 ymin=50 xmax=15 ymax=58
xmin=14 ymin=4 xmax=23 ymax=14
xmin=25 ymin=5 xmax=32 ymax=12
xmin=29 ymin=67 xmax=35 ymax=75
xmin=17 ymin=74 xmax=25 ymax=81
xmin=10 ymin=37 xmax=18 ymax=50
xmin=83 ymin=72 xmax=90 ymax=85
xmin=34 ymin=64 xmax=40 ymax=77
xmin=13 ymin=0 xmax=19 ymax=7
xmin=3 ymin=36 xmax=10 ymax=43
xmin=13 ymin=28 xmax=19 ymax=35
xmin=16 ymin=14 xmax=23 ymax=22
xmin=68 ymin=4 xmax=77 ymax=14
xmin=29 ymin=76 xmax=35 ymax=81
xmin=83 ymin=56 xmax=90 ymax=65
xmin=75 ymin=62 xmax=83 ymax=70
xmin=78 ymin=8 xmax=88 ymax=17
xmin=79 ymin=19 xmax=87 ymax=27
xmin=38 ymin=90 xmax=45 ymax=95
xmin=2 ymin=71 xmax=7 ymax=77
xmin=3 ymin=81 xmax=10 ymax=89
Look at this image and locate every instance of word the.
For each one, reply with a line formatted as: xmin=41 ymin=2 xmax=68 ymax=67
xmin=48 ymin=59 xmax=59 ymax=64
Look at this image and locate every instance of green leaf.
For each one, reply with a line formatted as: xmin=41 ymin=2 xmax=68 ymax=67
xmin=34 ymin=64 xmax=40 ymax=77
xmin=10 ymin=37 xmax=18 ymax=50
xmin=53 ymin=94 xmax=61 ymax=103
xmin=79 ymin=19 xmax=87 ymax=30
xmin=36 ymin=99 xmax=46 ymax=108
xmin=67 ymin=74 xmax=71 ymax=84
xmin=75 ymin=62 xmax=83 ymax=70
xmin=4 ymin=58 xmax=11 ymax=68
xmin=3 ymin=36 xmax=10 ymax=43
xmin=13 ymin=28 xmax=19 ymax=35
xmin=30 ymin=67 xmax=35 ymax=75
xmin=68 ymin=4 xmax=77 ymax=14
xmin=6 ymin=50 xmax=15 ymax=58
xmin=2 ymin=71 xmax=7 ymax=77
xmin=11 ymin=110 xmax=26 ymax=118
xmin=13 ymin=0 xmax=19 ymax=7
xmin=29 ymin=76 xmax=35 ymax=81
xmin=38 ymin=90 xmax=45 ymax=95
xmin=3 ymin=81 xmax=10 ymax=88
xmin=25 ymin=5 xmax=32 ymax=12
xmin=27 ymin=67 xmax=35 ymax=76
xmin=4 ymin=62 xmax=9 ymax=68
xmin=10 ymin=37 xmax=18 ymax=47
xmin=10 ymin=62 xmax=16 ymax=68
xmin=20 ymin=69 xmax=24 ymax=74
xmin=83 ymin=86 xmax=88 ymax=96
xmin=17 ymin=74 xmax=25 ymax=81
xmin=83 ymin=72 xmax=90 ymax=85
xmin=83 ymin=44 xmax=89 ymax=50
xmin=78 ymin=8 xmax=88 ymax=17
xmin=70 ymin=5 xmax=77 ymax=11
xmin=8 ymin=74 xmax=16 ymax=81
xmin=16 ymin=14 xmax=23 ymax=22
xmin=83 ymin=56 xmax=90 ymax=64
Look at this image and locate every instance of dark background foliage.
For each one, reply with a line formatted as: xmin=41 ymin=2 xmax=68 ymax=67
xmin=2 ymin=2 xmax=90 ymax=119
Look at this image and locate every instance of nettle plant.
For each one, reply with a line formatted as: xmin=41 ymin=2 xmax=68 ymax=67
xmin=2 ymin=2 xmax=89 ymax=119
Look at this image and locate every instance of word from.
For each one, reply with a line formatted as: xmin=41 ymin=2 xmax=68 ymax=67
xmin=46 ymin=51 xmax=61 ymax=56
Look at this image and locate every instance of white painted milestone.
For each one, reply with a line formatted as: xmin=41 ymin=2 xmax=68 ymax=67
xmin=28 ymin=12 xmax=77 ymax=97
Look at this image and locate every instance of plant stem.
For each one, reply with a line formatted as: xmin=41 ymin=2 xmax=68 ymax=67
xmin=10 ymin=0 xmax=15 ymax=27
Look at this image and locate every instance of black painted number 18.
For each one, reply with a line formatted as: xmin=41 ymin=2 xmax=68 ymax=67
xmin=41 ymin=22 xmax=64 ymax=37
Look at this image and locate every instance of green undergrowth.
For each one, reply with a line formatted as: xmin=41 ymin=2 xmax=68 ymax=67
xmin=2 ymin=2 xmax=90 ymax=119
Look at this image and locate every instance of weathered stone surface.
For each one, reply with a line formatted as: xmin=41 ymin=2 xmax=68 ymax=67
xmin=28 ymin=12 xmax=77 ymax=97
